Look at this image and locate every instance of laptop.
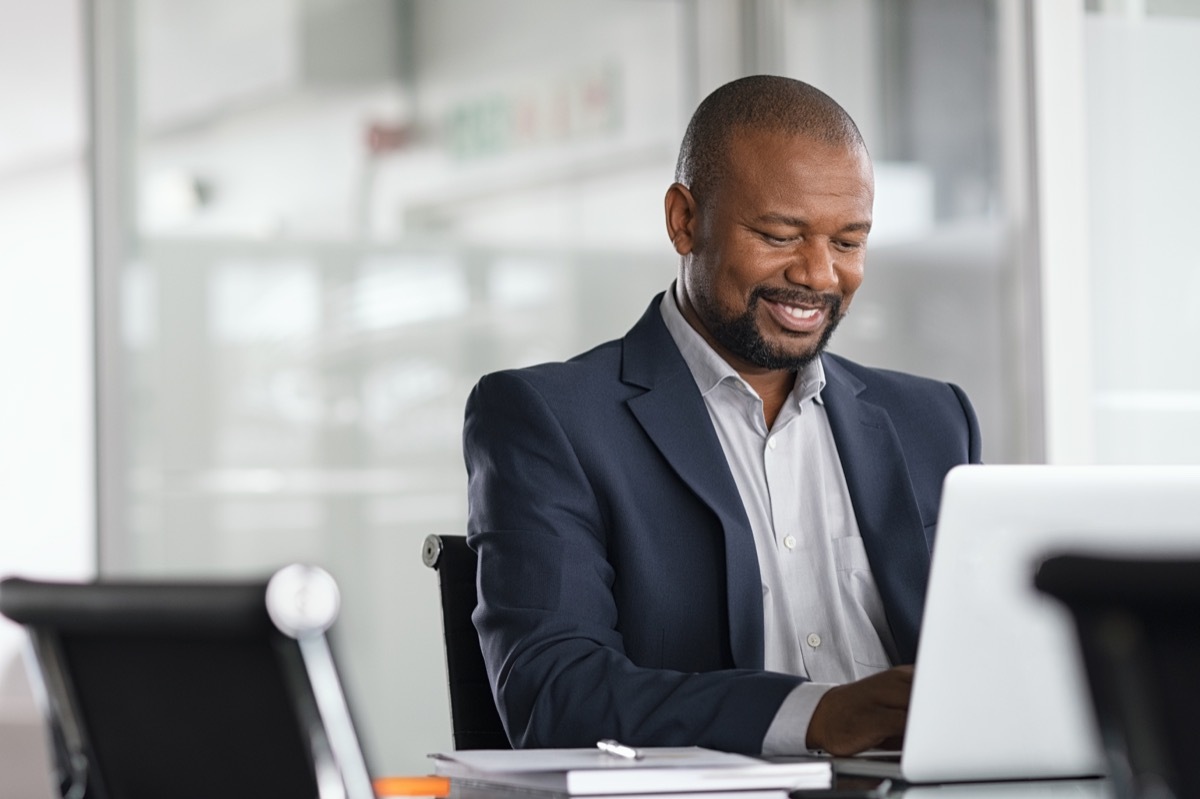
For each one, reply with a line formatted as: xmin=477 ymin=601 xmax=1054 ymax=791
xmin=837 ymin=465 xmax=1200 ymax=783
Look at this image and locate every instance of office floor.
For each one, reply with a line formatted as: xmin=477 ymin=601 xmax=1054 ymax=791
xmin=0 ymin=657 xmax=56 ymax=799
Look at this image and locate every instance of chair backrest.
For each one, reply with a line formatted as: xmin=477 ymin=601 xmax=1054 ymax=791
xmin=0 ymin=565 xmax=375 ymax=799
xmin=421 ymin=535 xmax=510 ymax=750
xmin=1036 ymin=555 xmax=1200 ymax=799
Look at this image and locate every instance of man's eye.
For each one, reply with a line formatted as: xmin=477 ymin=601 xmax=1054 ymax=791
xmin=762 ymin=233 xmax=793 ymax=245
xmin=834 ymin=239 xmax=864 ymax=251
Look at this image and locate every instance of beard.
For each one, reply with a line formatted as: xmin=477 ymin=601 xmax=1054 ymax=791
xmin=694 ymin=285 xmax=844 ymax=371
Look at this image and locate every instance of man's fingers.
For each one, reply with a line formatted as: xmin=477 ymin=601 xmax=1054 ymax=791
xmin=834 ymin=706 xmax=907 ymax=756
xmin=806 ymin=666 xmax=916 ymax=755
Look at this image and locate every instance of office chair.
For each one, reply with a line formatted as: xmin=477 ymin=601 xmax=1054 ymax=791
xmin=421 ymin=534 xmax=510 ymax=750
xmin=1036 ymin=555 xmax=1200 ymax=799
xmin=0 ymin=565 xmax=375 ymax=799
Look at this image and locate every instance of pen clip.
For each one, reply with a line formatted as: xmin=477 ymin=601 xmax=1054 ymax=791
xmin=596 ymin=739 xmax=644 ymax=760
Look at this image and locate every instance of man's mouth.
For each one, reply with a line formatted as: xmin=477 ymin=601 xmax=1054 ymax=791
xmin=761 ymin=298 xmax=829 ymax=334
xmin=781 ymin=304 xmax=820 ymax=320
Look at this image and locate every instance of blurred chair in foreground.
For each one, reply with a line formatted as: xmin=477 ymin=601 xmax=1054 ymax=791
xmin=0 ymin=564 xmax=374 ymax=799
xmin=1036 ymin=555 xmax=1200 ymax=799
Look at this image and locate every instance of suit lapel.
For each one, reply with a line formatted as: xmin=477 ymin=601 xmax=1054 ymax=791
xmin=621 ymin=297 xmax=766 ymax=669
xmin=821 ymin=357 xmax=929 ymax=663
xmin=617 ymin=299 xmax=930 ymax=667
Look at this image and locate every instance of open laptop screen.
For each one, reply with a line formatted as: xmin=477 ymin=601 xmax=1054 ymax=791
xmin=899 ymin=465 xmax=1200 ymax=783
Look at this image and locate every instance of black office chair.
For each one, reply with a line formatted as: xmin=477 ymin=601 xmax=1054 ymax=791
xmin=0 ymin=565 xmax=375 ymax=799
xmin=1035 ymin=554 xmax=1200 ymax=799
xmin=421 ymin=535 xmax=510 ymax=750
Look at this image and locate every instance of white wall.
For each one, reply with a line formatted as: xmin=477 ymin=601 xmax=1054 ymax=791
xmin=0 ymin=1 xmax=94 ymax=795
xmin=0 ymin=0 xmax=95 ymax=665
xmin=1034 ymin=3 xmax=1200 ymax=464
xmin=1086 ymin=12 xmax=1200 ymax=462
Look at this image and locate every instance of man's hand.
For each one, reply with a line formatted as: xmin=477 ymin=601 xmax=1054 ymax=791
xmin=805 ymin=665 xmax=914 ymax=756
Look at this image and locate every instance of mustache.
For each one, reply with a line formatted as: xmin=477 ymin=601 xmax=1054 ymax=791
xmin=749 ymin=286 xmax=842 ymax=313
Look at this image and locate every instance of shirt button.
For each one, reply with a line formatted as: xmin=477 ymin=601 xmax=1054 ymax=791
xmin=767 ymin=437 xmax=778 ymax=450
xmin=807 ymin=633 xmax=822 ymax=648
xmin=783 ymin=535 xmax=797 ymax=550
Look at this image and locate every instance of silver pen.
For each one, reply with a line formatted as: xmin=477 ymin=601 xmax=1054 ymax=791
xmin=596 ymin=739 xmax=644 ymax=760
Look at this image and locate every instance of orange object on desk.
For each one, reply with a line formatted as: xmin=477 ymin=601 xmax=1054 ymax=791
xmin=373 ymin=775 xmax=451 ymax=797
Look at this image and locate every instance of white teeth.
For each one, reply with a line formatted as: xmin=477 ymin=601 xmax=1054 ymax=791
xmin=784 ymin=305 xmax=819 ymax=319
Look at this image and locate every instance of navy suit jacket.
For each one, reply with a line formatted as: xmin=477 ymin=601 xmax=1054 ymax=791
xmin=464 ymin=294 xmax=982 ymax=753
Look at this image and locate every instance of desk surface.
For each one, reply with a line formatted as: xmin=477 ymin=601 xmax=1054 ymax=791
xmin=446 ymin=777 xmax=1110 ymax=799
xmin=848 ymin=778 xmax=1108 ymax=799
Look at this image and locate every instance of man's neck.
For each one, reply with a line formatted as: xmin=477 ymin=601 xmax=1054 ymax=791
xmin=744 ymin=369 xmax=797 ymax=429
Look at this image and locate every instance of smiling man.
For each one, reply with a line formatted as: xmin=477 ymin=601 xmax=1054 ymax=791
xmin=464 ymin=76 xmax=981 ymax=757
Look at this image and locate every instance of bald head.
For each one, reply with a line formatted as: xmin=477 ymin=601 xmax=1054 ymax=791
xmin=675 ymin=75 xmax=867 ymax=206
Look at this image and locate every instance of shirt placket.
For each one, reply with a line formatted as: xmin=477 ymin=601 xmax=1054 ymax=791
xmin=763 ymin=404 xmax=824 ymax=680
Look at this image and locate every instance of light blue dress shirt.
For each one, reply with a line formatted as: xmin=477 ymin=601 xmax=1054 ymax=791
xmin=659 ymin=290 xmax=897 ymax=754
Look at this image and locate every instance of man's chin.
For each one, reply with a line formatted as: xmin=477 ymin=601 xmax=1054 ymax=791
xmin=752 ymin=330 xmax=833 ymax=371
xmin=774 ymin=330 xmax=828 ymax=352
xmin=746 ymin=346 xmax=825 ymax=372
xmin=705 ymin=307 xmax=839 ymax=372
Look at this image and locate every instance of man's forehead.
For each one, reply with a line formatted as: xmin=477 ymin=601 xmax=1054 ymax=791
xmin=722 ymin=128 xmax=874 ymax=188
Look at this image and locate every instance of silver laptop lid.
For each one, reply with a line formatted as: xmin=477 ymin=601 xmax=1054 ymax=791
xmin=902 ymin=465 xmax=1200 ymax=783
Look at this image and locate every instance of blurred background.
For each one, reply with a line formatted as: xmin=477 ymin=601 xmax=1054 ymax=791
xmin=1 ymin=0 xmax=1199 ymax=786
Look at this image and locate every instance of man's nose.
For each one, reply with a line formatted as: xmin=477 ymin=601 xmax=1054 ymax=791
xmin=783 ymin=242 xmax=838 ymax=292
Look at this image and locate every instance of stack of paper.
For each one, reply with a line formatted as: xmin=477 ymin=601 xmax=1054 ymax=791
xmin=430 ymin=746 xmax=831 ymax=796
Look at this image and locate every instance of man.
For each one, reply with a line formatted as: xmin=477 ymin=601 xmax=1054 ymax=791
xmin=463 ymin=76 xmax=981 ymax=757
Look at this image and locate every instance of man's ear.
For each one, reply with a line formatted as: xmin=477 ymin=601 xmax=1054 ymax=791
xmin=664 ymin=183 xmax=698 ymax=255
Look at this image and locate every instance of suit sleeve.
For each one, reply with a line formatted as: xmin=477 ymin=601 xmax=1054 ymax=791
xmin=463 ymin=371 xmax=803 ymax=752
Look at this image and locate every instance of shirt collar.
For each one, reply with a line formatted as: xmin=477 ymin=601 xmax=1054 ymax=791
xmin=658 ymin=286 xmax=826 ymax=406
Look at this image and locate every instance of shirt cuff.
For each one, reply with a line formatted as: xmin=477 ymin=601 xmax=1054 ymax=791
xmin=760 ymin=682 xmax=837 ymax=756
